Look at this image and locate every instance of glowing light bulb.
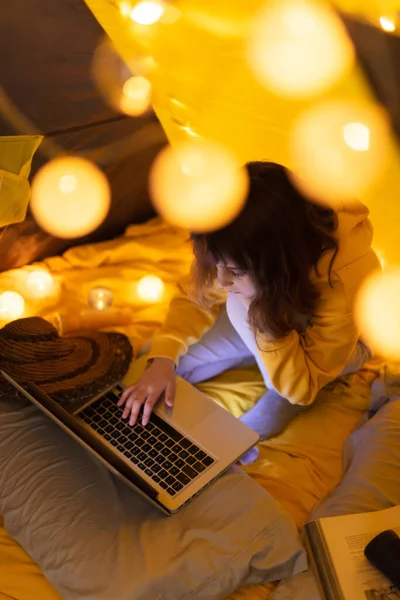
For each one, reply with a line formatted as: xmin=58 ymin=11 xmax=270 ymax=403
xmin=137 ymin=276 xmax=164 ymax=302
xmin=88 ymin=287 xmax=113 ymax=311
xmin=355 ymin=268 xmax=400 ymax=359
xmin=149 ymin=140 xmax=249 ymax=232
xmin=246 ymin=0 xmax=354 ymax=98
xmin=343 ymin=122 xmax=370 ymax=151
xmin=25 ymin=270 xmax=55 ymax=299
xmin=130 ymin=1 xmax=165 ymax=25
xmin=120 ymin=75 xmax=152 ymax=116
xmin=31 ymin=157 xmax=111 ymax=239
xmin=290 ymin=100 xmax=390 ymax=206
xmin=120 ymin=2 xmax=132 ymax=17
xmin=0 ymin=292 xmax=25 ymax=321
xmin=379 ymin=16 xmax=396 ymax=32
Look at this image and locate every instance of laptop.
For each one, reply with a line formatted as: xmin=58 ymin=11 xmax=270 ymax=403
xmin=1 ymin=370 xmax=259 ymax=515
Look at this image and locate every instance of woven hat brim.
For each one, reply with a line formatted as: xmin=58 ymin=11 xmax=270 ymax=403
xmin=0 ymin=328 xmax=133 ymax=412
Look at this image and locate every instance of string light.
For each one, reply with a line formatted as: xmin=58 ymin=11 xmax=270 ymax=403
xmin=379 ymin=16 xmax=396 ymax=32
xmin=120 ymin=75 xmax=152 ymax=116
xmin=119 ymin=2 xmax=132 ymax=17
xmin=290 ymin=100 xmax=390 ymax=206
xmin=137 ymin=275 xmax=164 ymax=302
xmin=31 ymin=157 xmax=111 ymax=238
xmin=0 ymin=292 xmax=25 ymax=321
xmin=130 ymin=1 xmax=165 ymax=25
xmin=88 ymin=287 xmax=114 ymax=311
xmin=246 ymin=0 xmax=354 ymax=98
xmin=343 ymin=122 xmax=370 ymax=151
xmin=355 ymin=268 xmax=400 ymax=359
xmin=25 ymin=270 xmax=55 ymax=299
xmin=149 ymin=139 xmax=249 ymax=232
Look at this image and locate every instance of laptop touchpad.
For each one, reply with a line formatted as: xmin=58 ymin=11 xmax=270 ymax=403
xmin=156 ymin=380 xmax=215 ymax=430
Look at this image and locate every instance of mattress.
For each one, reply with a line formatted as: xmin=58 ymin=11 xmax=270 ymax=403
xmin=0 ymin=218 xmax=377 ymax=600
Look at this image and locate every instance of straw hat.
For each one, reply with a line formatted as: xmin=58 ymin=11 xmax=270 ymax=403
xmin=0 ymin=317 xmax=133 ymax=410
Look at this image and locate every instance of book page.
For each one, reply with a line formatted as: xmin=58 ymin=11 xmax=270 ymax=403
xmin=320 ymin=506 xmax=400 ymax=600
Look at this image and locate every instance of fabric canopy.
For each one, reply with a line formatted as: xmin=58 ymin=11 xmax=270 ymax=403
xmin=84 ymin=0 xmax=400 ymax=265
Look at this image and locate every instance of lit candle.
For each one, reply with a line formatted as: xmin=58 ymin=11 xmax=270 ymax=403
xmin=88 ymin=287 xmax=113 ymax=310
xmin=0 ymin=291 xmax=25 ymax=321
xmin=25 ymin=270 xmax=55 ymax=299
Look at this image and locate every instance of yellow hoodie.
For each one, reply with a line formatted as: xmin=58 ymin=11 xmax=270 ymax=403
xmin=148 ymin=201 xmax=381 ymax=406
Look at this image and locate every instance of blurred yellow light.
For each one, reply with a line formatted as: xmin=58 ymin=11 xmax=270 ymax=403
xmin=130 ymin=1 xmax=165 ymax=25
xmin=379 ymin=16 xmax=396 ymax=32
xmin=25 ymin=270 xmax=55 ymax=299
xmin=290 ymin=100 xmax=390 ymax=206
xmin=120 ymin=2 xmax=132 ymax=17
xmin=343 ymin=122 xmax=370 ymax=151
xmin=149 ymin=140 xmax=249 ymax=232
xmin=0 ymin=292 xmax=25 ymax=321
xmin=246 ymin=0 xmax=354 ymax=98
xmin=120 ymin=75 xmax=152 ymax=116
xmin=31 ymin=157 xmax=111 ymax=239
xmin=137 ymin=275 xmax=164 ymax=302
xmin=355 ymin=268 xmax=400 ymax=360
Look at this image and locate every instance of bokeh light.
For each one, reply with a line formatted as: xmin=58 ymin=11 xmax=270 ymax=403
xmin=246 ymin=0 xmax=354 ymax=98
xmin=355 ymin=268 xmax=400 ymax=360
xmin=119 ymin=2 xmax=131 ymax=17
xmin=137 ymin=275 xmax=164 ymax=302
xmin=343 ymin=122 xmax=370 ymax=151
xmin=92 ymin=38 xmax=155 ymax=116
xmin=120 ymin=75 xmax=152 ymax=116
xmin=0 ymin=292 xmax=25 ymax=321
xmin=149 ymin=140 xmax=249 ymax=232
xmin=25 ymin=270 xmax=55 ymax=299
xmin=130 ymin=1 xmax=165 ymax=25
xmin=31 ymin=157 xmax=111 ymax=239
xmin=290 ymin=100 xmax=390 ymax=206
xmin=379 ymin=16 xmax=396 ymax=32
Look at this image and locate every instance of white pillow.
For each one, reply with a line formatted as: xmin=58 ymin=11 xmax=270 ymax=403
xmin=312 ymin=397 xmax=400 ymax=518
xmin=0 ymin=396 xmax=307 ymax=600
xmin=269 ymin=397 xmax=400 ymax=600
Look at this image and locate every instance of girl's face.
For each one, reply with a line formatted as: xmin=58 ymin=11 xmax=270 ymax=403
xmin=216 ymin=261 xmax=256 ymax=299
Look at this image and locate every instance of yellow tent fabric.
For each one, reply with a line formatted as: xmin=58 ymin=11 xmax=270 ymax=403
xmin=0 ymin=135 xmax=42 ymax=227
xmin=84 ymin=0 xmax=400 ymax=266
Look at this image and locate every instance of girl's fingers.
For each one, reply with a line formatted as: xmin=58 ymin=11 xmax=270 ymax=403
xmin=118 ymin=384 xmax=138 ymax=406
xmin=165 ymin=379 xmax=176 ymax=408
xmin=141 ymin=390 xmax=162 ymax=426
xmin=121 ymin=387 xmax=146 ymax=419
xmin=129 ymin=398 xmax=145 ymax=426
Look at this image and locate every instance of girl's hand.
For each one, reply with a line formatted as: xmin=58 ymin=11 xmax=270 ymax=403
xmin=117 ymin=357 xmax=176 ymax=426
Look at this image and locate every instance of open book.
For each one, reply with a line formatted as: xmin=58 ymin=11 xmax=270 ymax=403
xmin=305 ymin=505 xmax=400 ymax=600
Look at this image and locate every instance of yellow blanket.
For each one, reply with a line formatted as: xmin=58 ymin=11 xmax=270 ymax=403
xmin=0 ymin=219 xmax=377 ymax=600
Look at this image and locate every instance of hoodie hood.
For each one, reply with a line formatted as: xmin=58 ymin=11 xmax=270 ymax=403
xmin=316 ymin=200 xmax=375 ymax=277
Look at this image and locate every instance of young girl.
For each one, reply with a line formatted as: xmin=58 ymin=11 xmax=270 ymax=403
xmin=118 ymin=161 xmax=380 ymax=460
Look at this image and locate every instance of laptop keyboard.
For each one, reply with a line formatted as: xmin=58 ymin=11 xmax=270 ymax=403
xmin=79 ymin=387 xmax=215 ymax=497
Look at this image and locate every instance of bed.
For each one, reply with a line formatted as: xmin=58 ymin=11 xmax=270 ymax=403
xmin=0 ymin=218 xmax=383 ymax=600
